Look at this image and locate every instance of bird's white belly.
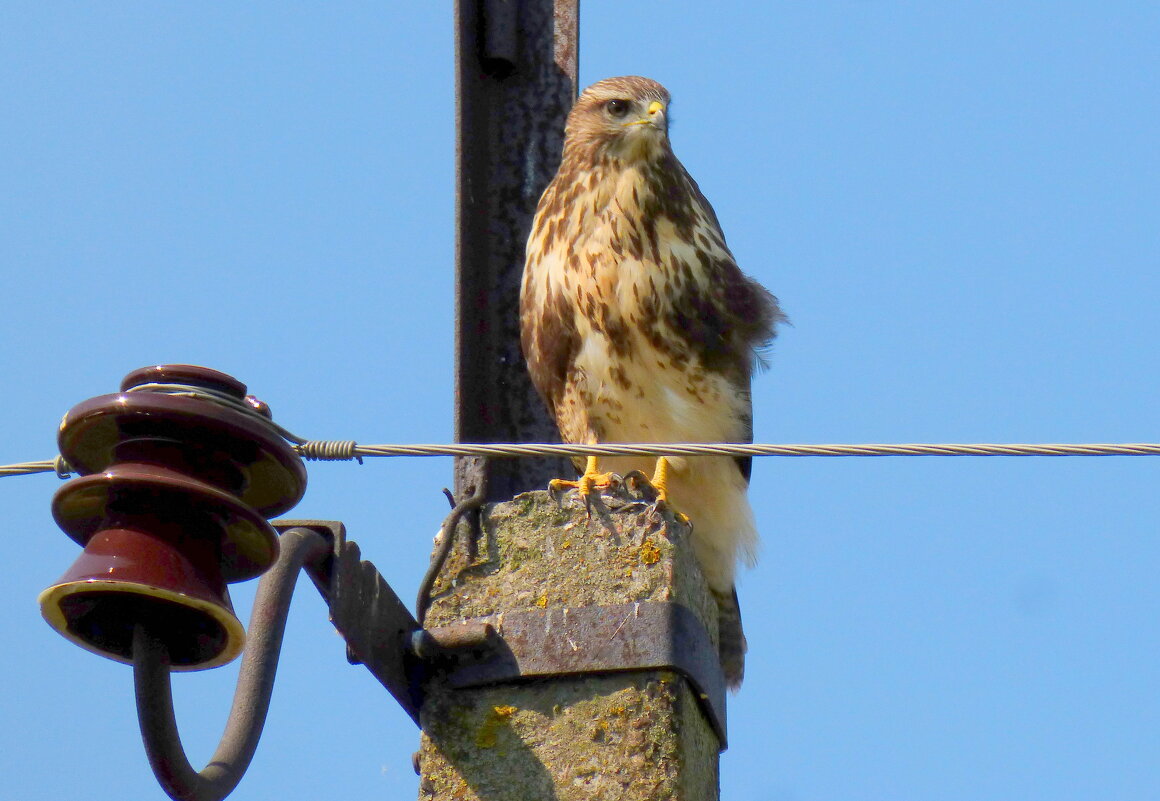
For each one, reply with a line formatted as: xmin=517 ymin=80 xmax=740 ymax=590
xmin=574 ymin=334 xmax=743 ymax=446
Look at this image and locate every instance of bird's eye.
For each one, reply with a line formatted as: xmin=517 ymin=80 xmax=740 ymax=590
xmin=605 ymin=99 xmax=631 ymax=118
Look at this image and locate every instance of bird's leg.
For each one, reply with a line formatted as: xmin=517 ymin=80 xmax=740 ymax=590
xmin=548 ymin=454 xmax=620 ymax=515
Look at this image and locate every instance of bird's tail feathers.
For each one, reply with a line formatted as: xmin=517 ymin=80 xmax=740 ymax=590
xmin=714 ymin=586 xmax=747 ymax=690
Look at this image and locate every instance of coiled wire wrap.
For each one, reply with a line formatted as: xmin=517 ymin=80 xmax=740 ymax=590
xmin=296 ymin=440 xmax=362 ymax=463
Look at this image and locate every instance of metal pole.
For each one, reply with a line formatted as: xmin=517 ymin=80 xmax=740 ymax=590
xmin=453 ymin=0 xmax=579 ymax=503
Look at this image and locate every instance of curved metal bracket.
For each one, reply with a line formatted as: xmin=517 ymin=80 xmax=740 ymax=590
xmin=132 ymin=526 xmax=331 ymax=801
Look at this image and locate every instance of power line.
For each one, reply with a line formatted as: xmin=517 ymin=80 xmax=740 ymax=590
xmin=341 ymin=441 xmax=1160 ymax=459
xmin=5 ymin=441 xmax=1160 ymax=479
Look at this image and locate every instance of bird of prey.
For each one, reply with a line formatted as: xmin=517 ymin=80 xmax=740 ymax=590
xmin=521 ymin=76 xmax=783 ymax=687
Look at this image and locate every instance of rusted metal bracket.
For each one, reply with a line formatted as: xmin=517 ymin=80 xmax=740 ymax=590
xmin=279 ymin=521 xmax=728 ymax=749
xmin=276 ymin=520 xmax=426 ymax=725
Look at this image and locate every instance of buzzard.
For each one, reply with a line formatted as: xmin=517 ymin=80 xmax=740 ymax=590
xmin=521 ymin=76 xmax=783 ymax=687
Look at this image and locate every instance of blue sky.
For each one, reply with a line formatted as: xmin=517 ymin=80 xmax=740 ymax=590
xmin=3 ymin=3 xmax=1158 ymax=800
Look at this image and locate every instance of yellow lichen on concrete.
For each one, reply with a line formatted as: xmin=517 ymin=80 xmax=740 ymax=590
xmin=637 ymin=538 xmax=662 ymax=565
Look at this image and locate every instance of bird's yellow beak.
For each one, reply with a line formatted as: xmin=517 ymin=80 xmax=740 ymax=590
xmin=624 ymin=100 xmax=667 ymax=128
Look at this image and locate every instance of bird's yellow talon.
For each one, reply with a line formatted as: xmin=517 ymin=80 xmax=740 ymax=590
xmin=548 ymin=455 xmax=619 ymax=515
xmin=624 ymin=457 xmax=688 ymax=525
xmin=548 ymin=478 xmax=575 ymax=507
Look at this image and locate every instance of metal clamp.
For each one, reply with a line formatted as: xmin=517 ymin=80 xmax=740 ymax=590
xmin=421 ymin=602 xmax=728 ymax=749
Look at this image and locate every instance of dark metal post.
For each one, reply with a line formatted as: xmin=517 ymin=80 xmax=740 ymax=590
xmin=454 ymin=0 xmax=579 ymax=502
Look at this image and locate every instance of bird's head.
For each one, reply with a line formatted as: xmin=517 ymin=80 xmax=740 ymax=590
xmin=564 ymin=76 xmax=671 ymax=164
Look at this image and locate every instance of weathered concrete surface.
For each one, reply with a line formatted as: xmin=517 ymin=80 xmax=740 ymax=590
xmin=416 ymin=490 xmax=721 ymax=801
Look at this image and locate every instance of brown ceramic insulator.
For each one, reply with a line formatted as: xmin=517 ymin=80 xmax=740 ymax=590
xmin=52 ymin=462 xmax=279 ymax=582
xmin=38 ymin=525 xmax=245 ymax=670
xmin=58 ymin=365 xmax=307 ymax=517
xmin=41 ymin=365 xmax=307 ymax=669
xmin=119 ymin=364 xmax=248 ymax=397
